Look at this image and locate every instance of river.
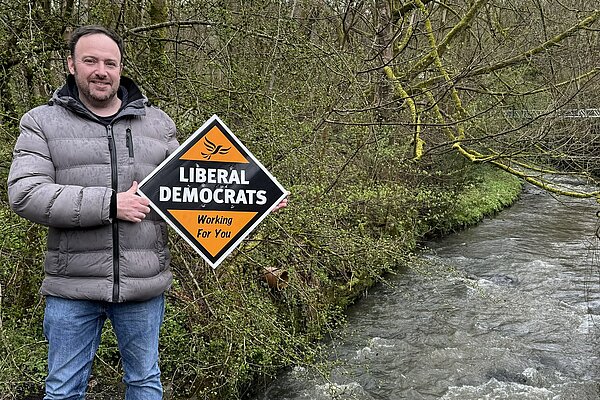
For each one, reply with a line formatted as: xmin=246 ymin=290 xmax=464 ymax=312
xmin=251 ymin=183 xmax=600 ymax=399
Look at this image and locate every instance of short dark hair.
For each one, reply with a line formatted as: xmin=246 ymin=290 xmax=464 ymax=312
xmin=68 ymin=25 xmax=124 ymax=61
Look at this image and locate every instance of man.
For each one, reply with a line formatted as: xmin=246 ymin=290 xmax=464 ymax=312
xmin=7 ymin=25 xmax=178 ymax=399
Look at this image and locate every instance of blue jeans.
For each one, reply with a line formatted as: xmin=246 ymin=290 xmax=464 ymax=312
xmin=43 ymin=294 xmax=165 ymax=400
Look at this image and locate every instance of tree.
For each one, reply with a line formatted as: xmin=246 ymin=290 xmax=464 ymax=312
xmin=368 ymin=1 xmax=600 ymax=196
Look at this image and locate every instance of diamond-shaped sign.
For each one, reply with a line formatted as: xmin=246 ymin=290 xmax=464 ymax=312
xmin=138 ymin=115 xmax=287 ymax=268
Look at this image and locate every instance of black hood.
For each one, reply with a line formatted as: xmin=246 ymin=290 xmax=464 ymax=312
xmin=51 ymin=75 xmax=148 ymax=122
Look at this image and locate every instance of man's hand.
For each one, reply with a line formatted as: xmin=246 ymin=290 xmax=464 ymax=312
xmin=117 ymin=181 xmax=151 ymax=222
xmin=272 ymin=193 xmax=289 ymax=213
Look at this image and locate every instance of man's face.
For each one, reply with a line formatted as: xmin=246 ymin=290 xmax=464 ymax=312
xmin=67 ymin=33 xmax=122 ymax=109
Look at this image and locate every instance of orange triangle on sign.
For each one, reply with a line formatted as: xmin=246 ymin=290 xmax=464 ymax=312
xmin=168 ymin=209 xmax=258 ymax=257
xmin=180 ymin=126 xmax=249 ymax=163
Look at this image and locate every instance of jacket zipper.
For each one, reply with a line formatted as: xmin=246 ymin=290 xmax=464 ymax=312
xmin=107 ymin=125 xmax=120 ymax=302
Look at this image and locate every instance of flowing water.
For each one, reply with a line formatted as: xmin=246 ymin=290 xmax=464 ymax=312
xmin=252 ymin=183 xmax=600 ymax=399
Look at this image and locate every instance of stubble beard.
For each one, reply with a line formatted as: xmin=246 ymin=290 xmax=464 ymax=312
xmin=74 ymin=69 xmax=119 ymax=109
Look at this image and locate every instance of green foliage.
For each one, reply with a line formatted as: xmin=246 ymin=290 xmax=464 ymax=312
xmin=0 ymin=206 xmax=47 ymax=398
xmin=421 ymin=165 xmax=523 ymax=236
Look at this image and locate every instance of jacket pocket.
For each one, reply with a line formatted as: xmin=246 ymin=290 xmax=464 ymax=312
xmin=45 ymin=230 xmax=68 ymax=275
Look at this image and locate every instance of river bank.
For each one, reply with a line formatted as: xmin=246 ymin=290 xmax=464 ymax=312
xmin=1 ymin=164 xmax=523 ymax=400
xmin=188 ymin=164 xmax=522 ymax=399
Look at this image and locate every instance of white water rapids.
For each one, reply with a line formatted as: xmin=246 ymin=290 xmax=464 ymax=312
xmin=251 ymin=182 xmax=600 ymax=399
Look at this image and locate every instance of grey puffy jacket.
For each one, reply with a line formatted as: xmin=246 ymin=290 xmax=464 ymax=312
xmin=7 ymin=76 xmax=179 ymax=302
